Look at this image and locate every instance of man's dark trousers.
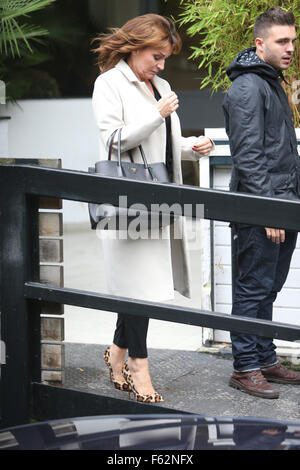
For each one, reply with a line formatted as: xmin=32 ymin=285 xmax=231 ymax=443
xmin=231 ymin=225 xmax=297 ymax=372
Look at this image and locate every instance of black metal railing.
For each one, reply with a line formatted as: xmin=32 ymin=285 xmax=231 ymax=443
xmin=1 ymin=149 xmax=300 ymax=427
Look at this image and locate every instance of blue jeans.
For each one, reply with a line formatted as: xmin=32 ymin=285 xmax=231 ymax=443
xmin=231 ymin=225 xmax=297 ymax=372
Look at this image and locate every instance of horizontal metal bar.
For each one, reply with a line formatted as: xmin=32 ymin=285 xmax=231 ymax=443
xmin=24 ymin=282 xmax=300 ymax=342
xmin=2 ymin=164 xmax=300 ymax=230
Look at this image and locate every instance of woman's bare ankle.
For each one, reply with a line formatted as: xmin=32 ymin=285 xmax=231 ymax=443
xmin=127 ymin=357 xmax=155 ymax=395
xmin=109 ymin=344 xmax=127 ymax=379
xmin=127 ymin=357 xmax=148 ymax=372
xmin=110 ymin=344 xmax=126 ymax=360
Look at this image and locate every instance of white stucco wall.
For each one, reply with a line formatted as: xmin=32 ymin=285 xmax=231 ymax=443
xmin=2 ymin=98 xmax=99 ymax=224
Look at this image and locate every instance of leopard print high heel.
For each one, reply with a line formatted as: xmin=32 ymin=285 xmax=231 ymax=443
xmin=123 ymin=361 xmax=164 ymax=403
xmin=103 ymin=347 xmax=131 ymax=392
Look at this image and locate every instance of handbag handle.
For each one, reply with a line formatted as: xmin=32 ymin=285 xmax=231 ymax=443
xmin=107 ymin=129 xmax=118 ymax=161
xmin=109 ymin=128 xmax=154 ymax=179
xmin=108 ymin=129 xmax=134 ymax=164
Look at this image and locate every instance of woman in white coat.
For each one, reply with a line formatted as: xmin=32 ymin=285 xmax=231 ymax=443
xmin=92 ymin=14 xmax=213 ymax=403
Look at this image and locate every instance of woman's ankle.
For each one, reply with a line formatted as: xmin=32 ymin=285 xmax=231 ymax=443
xmin=109 ymin=344 xmax=127 ymax=373
xmin=110 ymin=344 xmax=127 ymax=359
xmin=127 ymin=357 xmax=149 ymax=373
xmin=127 ymin=357 xmax=155 ymax=391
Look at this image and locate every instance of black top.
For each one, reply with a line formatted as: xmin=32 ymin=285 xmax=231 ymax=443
xmin=152 ymin=84 xmax=173 ymax=177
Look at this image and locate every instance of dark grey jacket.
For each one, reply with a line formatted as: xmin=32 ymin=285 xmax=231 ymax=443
xmin=223 ymin=47 xmax=300 ymax=200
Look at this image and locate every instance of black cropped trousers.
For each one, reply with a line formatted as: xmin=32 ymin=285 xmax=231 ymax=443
xmin=113 ymin=313 xmax=149 ymax=358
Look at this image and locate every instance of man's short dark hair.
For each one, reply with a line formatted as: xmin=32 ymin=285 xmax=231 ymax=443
xmin=254 ymin=7 xmax=295 ymax=39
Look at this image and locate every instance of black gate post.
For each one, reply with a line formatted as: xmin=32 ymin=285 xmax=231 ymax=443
xmin=0 ymin=169 xmax=40 ymax=428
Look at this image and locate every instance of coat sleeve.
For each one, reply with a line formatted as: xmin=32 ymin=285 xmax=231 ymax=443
xmin=92 ymin=75 xmax=164 ymax=152
xmin=181 ymin=136 xmax=215 ymax=161
xmin=170 ymin=112 xmax=215 ymax=162
xmin=223 ymin=76 xmax=274 ymax=196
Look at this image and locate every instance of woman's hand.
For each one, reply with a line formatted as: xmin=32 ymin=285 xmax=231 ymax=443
xmin=157 ymin=92 xmax=179 ymax=118
xmin=192 ymin=136 xmax=213 ymax=156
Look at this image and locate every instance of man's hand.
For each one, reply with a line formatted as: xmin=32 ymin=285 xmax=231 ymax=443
xmin=265 ymin=227 xmax=285 ymax=244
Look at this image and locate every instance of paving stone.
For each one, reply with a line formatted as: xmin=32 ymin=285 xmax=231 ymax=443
xmin=62 ymin=343 xmax=300 ymax=423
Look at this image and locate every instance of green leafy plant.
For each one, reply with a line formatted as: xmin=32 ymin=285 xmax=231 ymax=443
xmin=0 ymin=0 xmax=56 ymax=57
xmin=0 ymin=0 xmax=57 ymax=100
xmin=177 ymin=0 xmax=300 ymax=126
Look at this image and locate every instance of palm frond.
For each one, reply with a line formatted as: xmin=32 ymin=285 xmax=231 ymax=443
xmin=0 ymin=0 xmax=56 ymax=20
xmin=0 ymin=0 xmax=56 ymax=57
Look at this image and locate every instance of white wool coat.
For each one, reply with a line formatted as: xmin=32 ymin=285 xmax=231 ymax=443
xmin=92 ymin=59 xmax=206 ymax=301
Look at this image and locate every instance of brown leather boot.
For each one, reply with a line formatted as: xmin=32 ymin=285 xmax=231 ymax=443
xmin=261 ymin=362 xmax=300 ymax=384
xmin=229 ymin=370 xmax=279 ymax=399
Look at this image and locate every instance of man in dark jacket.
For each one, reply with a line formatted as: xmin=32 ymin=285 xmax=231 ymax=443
xmin=223 ymin=7 xmax=300 ymax=399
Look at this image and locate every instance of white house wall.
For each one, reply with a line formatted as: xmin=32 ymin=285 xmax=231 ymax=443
xmin=4 ymin=98 xmax=99 ymax=224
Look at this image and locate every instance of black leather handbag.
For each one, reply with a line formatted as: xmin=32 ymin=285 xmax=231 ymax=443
xmin=88 ymin=128 xmax=174 ymax=230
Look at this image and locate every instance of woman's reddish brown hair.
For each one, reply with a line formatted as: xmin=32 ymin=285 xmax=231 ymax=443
xmin=92 ymin=14 xmax=182 ymax=72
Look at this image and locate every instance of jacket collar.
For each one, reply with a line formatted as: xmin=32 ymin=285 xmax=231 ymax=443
xmin=115 ymin=58 xmax=164 ymax=94
xmin=115 ymin=59 xmax=139 ymax=83
xmin=226 ymin=47 xmax=285 ymax=83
